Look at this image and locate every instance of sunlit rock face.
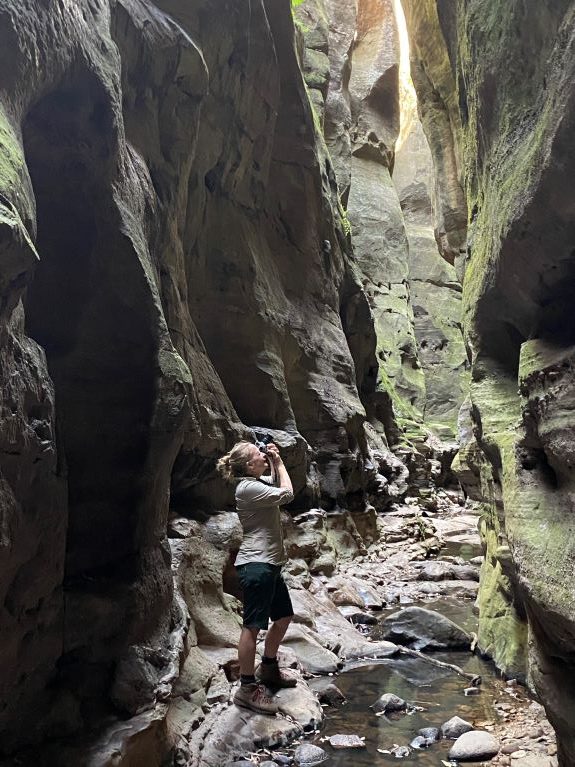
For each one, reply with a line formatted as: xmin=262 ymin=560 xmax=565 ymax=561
xmin=394 ymin=118 xmax=469 ymax=438
xmin=296 ymin=0 xmax=468 ymax=440
xmin=0 ymin=0 xmax=396 ymax=757
xmin=404 ymin=1 xmax=575 ymax=762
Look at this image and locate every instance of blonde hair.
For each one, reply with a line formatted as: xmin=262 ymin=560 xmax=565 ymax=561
xmin=217 ymin=441 xmax=254 ymax=482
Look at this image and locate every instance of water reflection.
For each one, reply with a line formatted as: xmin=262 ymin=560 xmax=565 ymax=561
xmin=313 ymin=607 xmax=501 ymax=766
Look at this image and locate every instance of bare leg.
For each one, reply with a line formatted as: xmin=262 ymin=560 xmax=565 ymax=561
xmin=263 ymin=616 xmax=292 ymax=659
xmin=238 ymin=627 xmax=259 ymax=676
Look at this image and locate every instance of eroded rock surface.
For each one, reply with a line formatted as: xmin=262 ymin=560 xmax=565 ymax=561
xmin=403 ymin=1 xmax=575 ymax=762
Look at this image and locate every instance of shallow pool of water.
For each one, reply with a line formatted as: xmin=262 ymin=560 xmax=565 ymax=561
xmin=311 ymin=597 xmax=504 ymax=767
xmin=440 ymin=539 xmax=483 ymax=561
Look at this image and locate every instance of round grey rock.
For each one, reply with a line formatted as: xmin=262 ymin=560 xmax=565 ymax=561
xmin=409 ymin=736 xmax=428 ymax=749
xmin=441 ymin=715 xmax=474 ymax=738
xmin=448 ymin=731 xmax=500 ymax=761
xmin=394 ymin=745 xmax=410 ymax=758
xmin=371 ymin=692 xmax=406 ymax=713
xmin=418 ymin=726 xmax=440 ymax=741
xmin=293 ymin=744 xmax=328 ymax=766
xmin=317 ymin=683 xmax=346 ymax=705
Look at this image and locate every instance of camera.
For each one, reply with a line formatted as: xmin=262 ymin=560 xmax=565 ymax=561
xmin=255 ymin=434 xmax=273 ymax=454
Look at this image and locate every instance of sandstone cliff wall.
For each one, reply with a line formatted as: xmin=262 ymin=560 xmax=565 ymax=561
xmin=0 ymin=0 xmax=398 ymax=756
xmin=404 ymin=2 xmax=575 ymax=763
xmin=295 ymin=0 xmax=468 ymax=442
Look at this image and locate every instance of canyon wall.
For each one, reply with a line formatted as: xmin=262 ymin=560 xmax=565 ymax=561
xmin=0 ymin=0 xmax=470 ymax=762
xmin=295 ymin=0 xmax=468 ymax=442
xmin=404 ymin=2 xmax=575 ymax=763
xmin=0 ymin=0 xmax=402 ymax=758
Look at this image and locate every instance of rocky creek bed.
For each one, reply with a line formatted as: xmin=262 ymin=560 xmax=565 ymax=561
xmin=204 ymin=491 xmax=558 ymax=767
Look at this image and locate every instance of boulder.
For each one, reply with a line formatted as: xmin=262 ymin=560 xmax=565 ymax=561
xmin=448 ymin=730 xmax=500 ymax=761
xmin=371 ymin=693 xmax=406 ymax=714
xmin=441 ymin=716 xmax=474 ymax=739
xmin=279 ymin=625 xmax=342 ymax=675
xmin=372 ymin=606 xmax=471 ymax=650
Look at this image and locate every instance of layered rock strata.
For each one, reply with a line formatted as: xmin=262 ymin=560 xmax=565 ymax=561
xmin=404 ymin=2 xmax=575 ymax=763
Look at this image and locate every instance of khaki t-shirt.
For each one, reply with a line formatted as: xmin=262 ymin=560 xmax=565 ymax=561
xmin=235 ymin=475 xmax=294 ymax=566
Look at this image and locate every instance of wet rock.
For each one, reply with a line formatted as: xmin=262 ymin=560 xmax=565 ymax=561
xmin=371 ymin=693 xmax=407 ymax=713
xmin=394 ymin=745 xmax=410 ymax=758
xmin=416 ymin=580 xmax=479 ymax=598
xmin=464 ymin=686 xmax=481 ymax=696
xmin=448 ymin=730 xmax=500 ymax=761
xmin=316 ymin=683 xmax=346 ymax=706
xmin=293 ymin=743 xmax=329 ymax=766
xmin=372 ymin=606 xmax=471 ymax=650
xmin=338 ymin=605 xmax=377 ymax=625
xmin=418 ymin=726 xmax=440 ymax=742
xmin=327 ymin=734 xmax=365 ymax=749
xmin=409 ymin=735 xmax=428 ymax=749
xmin=441 ymin=716 xmax=474 ymax=739
xmin=279 ymin=624 xmax=342 ymax=674
xmin=415 ymin=561 xmax=480 ymax=582
xmin=200 ymin=683 xmax=322 ymax=765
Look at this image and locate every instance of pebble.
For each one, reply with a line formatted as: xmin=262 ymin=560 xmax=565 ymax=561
xmin=394 ymin=745 xmax=410 ymax=758
xmin=464 ymin=686 xmax=481 ymax=695
xmin=501 ymin=742 xmax=523 ymax=754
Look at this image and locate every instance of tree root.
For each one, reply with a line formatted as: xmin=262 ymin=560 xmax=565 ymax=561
xmin=397 ymin=646 xmax=481 ymax=686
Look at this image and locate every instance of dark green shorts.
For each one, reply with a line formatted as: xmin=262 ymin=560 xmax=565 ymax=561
xmin=236 ymin=562 xmax=294 ymax=630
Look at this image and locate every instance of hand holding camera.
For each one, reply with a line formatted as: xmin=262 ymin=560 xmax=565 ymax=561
xmin=254 ymin=434 xmax=282 ymax=469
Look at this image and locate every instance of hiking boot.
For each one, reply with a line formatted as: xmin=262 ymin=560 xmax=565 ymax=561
xmin=256 ymin=661 xmax=298 ymax=688
xmin=233 ymin=683 xmax=279 ymax=715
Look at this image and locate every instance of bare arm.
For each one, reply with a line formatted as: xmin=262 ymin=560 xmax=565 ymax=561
xmin=266 ymin=443 xmax=293 ymax=495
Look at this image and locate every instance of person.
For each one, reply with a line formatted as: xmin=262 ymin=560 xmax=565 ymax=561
xmin=217 ymin=440 xmax=296 ymax=715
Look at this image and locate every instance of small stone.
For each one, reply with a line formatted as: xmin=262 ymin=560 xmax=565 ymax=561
xmin=293 ymin=744 xmax=328 ymax=766
xmin=317 ymin=684 xmax=346 ymax=706
xmin=449 ymin=731 xmax=500 ymax=761
xmin=464 ymin=686 xmax=481 ymax=696
xmin=371 ymin=693 xmax=407 ymax=713
xmin=409 ymin=736 xmax=428 ymax=749
xmin=261 ymin=762 xmax=278 ymax=767
xmin=327 ymin=734 xmax=365 ymax=749
xmin=510 ymin=751 xmax=527 ymax=760
xmin=441 ymin=716 xmax=474 ymax=739
xmin=501 ymin=742 xmax=523 ymax=754
xmin=273 ymin=757 xmax=293 ymax=766
xmin=418 ymin=726 xmax=440 ymax=742
xmin=394 ymin=745 xmax=410 ymax=758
